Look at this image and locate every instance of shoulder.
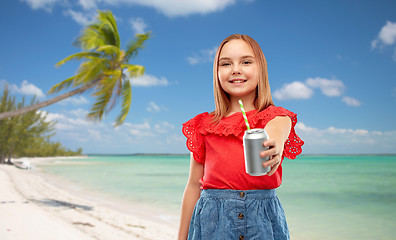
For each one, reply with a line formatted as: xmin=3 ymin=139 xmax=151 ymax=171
xmin=183 ymin=111 xmax=245 ymax=137
xmin=183 ymin=112 xmax=211 ymax=127
xmin=250 ymin=105 xmax=297 ymax=128
xmin=265 ymin=105 xmax=295 ymax=116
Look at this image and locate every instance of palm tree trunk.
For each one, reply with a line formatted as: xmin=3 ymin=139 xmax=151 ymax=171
xmin=0 ymin=79 xmax=100 ymax=120
xmin=0 ymin=154 xmax=5 ymax=164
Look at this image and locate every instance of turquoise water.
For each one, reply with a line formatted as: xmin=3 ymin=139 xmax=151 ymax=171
xmin=38 ymin=155 xmax=396 ymax=240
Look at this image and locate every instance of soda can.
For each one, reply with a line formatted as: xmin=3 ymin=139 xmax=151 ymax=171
xmin=243 ymin=128 xmax=270 ymax=176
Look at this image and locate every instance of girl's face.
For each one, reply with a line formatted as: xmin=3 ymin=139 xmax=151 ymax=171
xmin=218 ymin=39 xmax=259 ymax=100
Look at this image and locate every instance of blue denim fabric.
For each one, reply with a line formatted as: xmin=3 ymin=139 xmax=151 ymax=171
xmin=188 ymin=189 xmax=289 ymax=240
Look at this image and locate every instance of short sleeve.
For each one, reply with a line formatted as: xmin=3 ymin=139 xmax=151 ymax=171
xmin=282 ymin=112 xmax=304 ymax=159
xmin=252 ymin=106 xmax=304 ymax=159
xmin=182 ymin=114 xmax=207 ymax=164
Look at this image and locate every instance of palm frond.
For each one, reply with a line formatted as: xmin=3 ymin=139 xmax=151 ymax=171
xmin=123 ymin=64 xmax=145 ymax=78
xmin=76 ymin=10 xmax=120 ymax=50
xmin=76 ymin=27 xmax=106 ymax=50
xmin=96 ymin=45 xmax=121 ymax=57
xmin=100 ymin=70 xmax=121 ymax=91
xmin=124 ymin=32 xmax=150 ymax=62
xmin=48 ymin=10 xmax=149 ymax=126
xmin=114 ymin=79 xmax=132 ymax=126
xmin=97 ymin=10 xmax=120 ymax=48
xmin=87 ymin=82 xmax=114 ymax=121
xmin=103 ymin=70 xmax=122 ymax=113
xmin=74 ymin=58 xmax=109 ymax=86
xmin=55 ymin=52 xmax=101 ymax=67
xmin=48 ymin=75 xmax=78 ymax=94
xmin=87 ymin=67 xmax=122 ymax=120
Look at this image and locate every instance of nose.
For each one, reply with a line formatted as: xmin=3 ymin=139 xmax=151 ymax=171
xmin=232 ymin=65 xmax=241 ymax=75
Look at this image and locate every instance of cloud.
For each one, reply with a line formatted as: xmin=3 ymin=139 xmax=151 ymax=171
xmin=326 ymin=126 xmax=368 ymax=136
xmin=187 ymin=47 xmax=217 ymax=65
xmin=39 ymin=108 xmax=186 ymax=153
xmin=59 ymin=96 xmax=89 ymax=106
xmin=63 ymin=9 xmax=97 ymax=25
xmin=165 ymin=134 xmax=184 ymax=145
xmin=44 ymin=110 xmax=98 ymax=130
xmin=154 ymin=121 xmax=175 ymax=133
xmin=147 ymin=101 xmax=160 ymax=112
xmin=380 ymin=22 xmax=396 ymax=44
xmin=44 ymin=112 xmax=76 ymax=130
xmin=123 ymin=122 xmax=154 ymax=137
xmin=78 ymin=0 xmax=97 ymax=10
xmin=43 ymin=109 xmax=91 ymax=129
xmin=273 ymin=81 xmax=314 ymax=100
xmin=21 ymin=0 xmax=62 ymax=12
xmin=372 ymin=21 xmax=396 ymax=62
xmin=342 ymin=96 xmax=361 ymax=107
xmin=273 ymin=77 xmax=361 ymax=107
xmin=129 ymin=17 xmax=148 ymax=34
xmin=88 ymin=129 xmax=102 ymax=140
xmin=296 ymin=122 xmax=369 ymax=137
xmin=372 ymin=21 xmax=396 ymax=48
xmin=23 ymin=0 xmax=237 ymax=17
xmin=10 ymin=80 xmax=45 ymax=99
xmin=306 ymin=77 xmax=345 ymax=97
xmin=45 ymin=112 xmax=83 ymax=131
xmin=69 ymin=108 xmax=89 ymax=117
xmin=42 ymin=110 xmax=113 ymax=146
xmin=295 ymin=122 xmax=396 ymax=154
xmin=101 ymin=0 xmax=236 ymax=17
xmin=146 ymin=101 xmax=168 ymax=113
xmin=58 ymin=108 xmax=182 ymax=150
xmin=44 ymin=108 xmax=173 ymax=138
xmin=44 ymin=112 xmax=66 ymax=122
xmin=130 ymin=74 xmax=169 ymax=87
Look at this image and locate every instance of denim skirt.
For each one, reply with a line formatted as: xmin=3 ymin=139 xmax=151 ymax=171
xmin=188 ymin=189 xmax=289 ymax=240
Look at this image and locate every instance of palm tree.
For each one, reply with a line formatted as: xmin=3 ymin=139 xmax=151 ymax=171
xmin=0 ymin=10 xmax=150 ymax=126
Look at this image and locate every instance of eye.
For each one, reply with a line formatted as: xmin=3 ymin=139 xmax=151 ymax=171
xmin=243 ymin=60 xmax=252 ymax=65
xmin=220 ymin=62 xmax=231 ymax=66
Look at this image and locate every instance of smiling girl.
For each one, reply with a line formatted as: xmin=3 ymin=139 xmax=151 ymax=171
xmin=178 ymin=34 xmax=304 ymax=240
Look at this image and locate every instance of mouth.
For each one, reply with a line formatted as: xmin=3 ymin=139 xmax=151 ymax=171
xmin=229 ymin=79 xmax=247 ymax=84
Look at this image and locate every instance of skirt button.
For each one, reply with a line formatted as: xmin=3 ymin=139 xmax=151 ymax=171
xmin=239 ymin=191 xmax=245 ymax=198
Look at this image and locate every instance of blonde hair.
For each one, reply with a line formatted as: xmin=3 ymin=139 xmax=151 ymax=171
xmin=212 ymin=34 xmax=274 ymax=123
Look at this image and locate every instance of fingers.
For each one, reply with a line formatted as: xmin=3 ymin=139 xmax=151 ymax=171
xmin=260 ymin=139 xmax=282 ymax=176
xmin=262 ymin=154 xmax=279 ymax=168
xmin=262 ymin=154 xmax=281 ymax=176
xmin=267 ymin=161 xmax=280 ymax=176
xmin=260 ymin=147 xmax=277 ymax=158
xmin=260 ymin=139 xmax=277 ymax=157
xmin=263 ymin=139 xmax=276 ymax=148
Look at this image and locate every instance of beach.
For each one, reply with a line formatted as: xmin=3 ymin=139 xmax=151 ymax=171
xmin=0 ymin=157 xmax=178 ymax=240
xmin=1 ymin=155 xmax=395 ymax=240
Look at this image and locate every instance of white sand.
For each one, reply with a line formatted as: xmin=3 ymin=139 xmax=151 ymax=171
xmin=0 ymin=158 xmax=178 ymax=240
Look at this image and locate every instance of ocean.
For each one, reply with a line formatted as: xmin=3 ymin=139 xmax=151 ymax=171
xmin=37 ymin=154 xmax=396 ymax=240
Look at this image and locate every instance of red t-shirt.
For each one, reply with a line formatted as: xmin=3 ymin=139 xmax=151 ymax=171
xmin=182 ymin=105 xmax=303 ymax=190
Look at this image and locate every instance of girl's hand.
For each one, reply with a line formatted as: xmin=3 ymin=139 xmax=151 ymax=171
xmin=260 ymin=139 xmax=283 ymax=176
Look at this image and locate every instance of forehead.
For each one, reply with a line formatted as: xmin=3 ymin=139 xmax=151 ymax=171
xmin=219 ymin=39 xmax=255 ymax=58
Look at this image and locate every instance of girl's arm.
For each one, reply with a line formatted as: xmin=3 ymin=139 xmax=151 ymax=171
xmin=178 ymin=153 xmax=204 ymax=240
xmin=262 ymin=116 xmax=292 ymax=176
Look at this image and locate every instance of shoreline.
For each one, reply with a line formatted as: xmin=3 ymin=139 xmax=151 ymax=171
xmin=0 ymin=157 xmax=178 ymax=239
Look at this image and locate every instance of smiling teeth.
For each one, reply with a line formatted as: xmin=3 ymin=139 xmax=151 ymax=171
xmin=232 ymin=80 xmax=244 ymax=83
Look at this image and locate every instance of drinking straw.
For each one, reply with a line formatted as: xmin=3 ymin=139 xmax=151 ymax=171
xmin=238 ymin=100 xmax=251 ymax=132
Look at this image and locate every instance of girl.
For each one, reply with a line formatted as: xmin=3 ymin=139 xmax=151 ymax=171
xmin=178 ymin=34 xmax=303 ymax=240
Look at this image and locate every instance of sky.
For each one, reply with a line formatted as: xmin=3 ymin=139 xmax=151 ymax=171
xmin=1 ymin=0 xmax=396 ymax=154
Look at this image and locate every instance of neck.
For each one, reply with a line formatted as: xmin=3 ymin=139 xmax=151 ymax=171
xmin=228 ymin=94 xmax=256 ymax=115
